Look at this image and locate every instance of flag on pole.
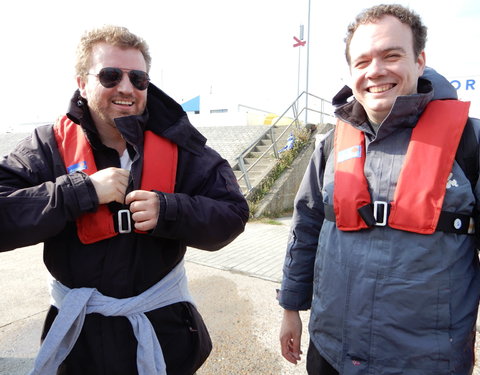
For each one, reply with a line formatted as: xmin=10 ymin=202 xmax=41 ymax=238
xmin=293 ymin=36 xmax=306 ymax=48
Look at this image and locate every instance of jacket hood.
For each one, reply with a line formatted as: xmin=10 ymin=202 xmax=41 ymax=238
xmin=66 ymin=83 xmax=206 ymax=155
xmin=422 ymin=66 xmax=458 ymax=100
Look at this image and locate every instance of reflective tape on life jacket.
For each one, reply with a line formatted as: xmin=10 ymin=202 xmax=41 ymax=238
xmin=333 ymin=100 xmax=470 ymax=234
xmin=53 ymin=115 xmax=177 ymax=244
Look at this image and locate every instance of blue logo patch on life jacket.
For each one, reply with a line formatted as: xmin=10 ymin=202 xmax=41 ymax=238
xmin=67 ymin=161 xmax=88 ymax=174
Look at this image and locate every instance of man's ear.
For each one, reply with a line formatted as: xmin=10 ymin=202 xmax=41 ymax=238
xmin=416 ymin=50 xmax=426 ymax=76
xmin=77 ymin=76 xmax=87 ymax=98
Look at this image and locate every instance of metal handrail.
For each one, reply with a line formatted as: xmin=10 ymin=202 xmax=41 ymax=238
xmin=237 ymin=104 xmax=272 ymax=114
xmin=236 ymin=92 xmax=334 ymax=195
xmin=235 ymin=92 xmax=306 ymax=168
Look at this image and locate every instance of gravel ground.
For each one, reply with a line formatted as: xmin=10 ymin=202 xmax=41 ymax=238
xmin=187 ymin=263 xmax=310 ymax=375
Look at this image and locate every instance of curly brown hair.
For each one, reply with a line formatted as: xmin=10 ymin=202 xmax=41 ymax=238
xmin=75 ymin=25 xmax=151 ymax=78
xmin=344 ymin=4 xmax=427 ymax=65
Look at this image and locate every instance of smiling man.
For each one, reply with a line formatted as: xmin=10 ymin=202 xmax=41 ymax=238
xmin=278 ymin=4 xmax=480 ymax=375
xmin=0 ymin=25 xmax=249 ymax=374
xmin=347 ymin=14 xmax=426 ymax=125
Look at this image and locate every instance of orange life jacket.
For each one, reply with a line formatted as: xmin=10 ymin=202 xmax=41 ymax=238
xmin=333 ymin=100 xmax=470 ymax=234
xmin=53 ymin=115 xmax=178 ymax=244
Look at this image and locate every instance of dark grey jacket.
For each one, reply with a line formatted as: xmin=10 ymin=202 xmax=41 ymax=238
xmin=279 ymin=69 xmax=480 ymax=375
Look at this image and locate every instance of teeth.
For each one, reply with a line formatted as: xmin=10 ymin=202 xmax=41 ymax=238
xmin=113 ymin=100 xmax=133 ymax=106
xmin=369 ymin=84 xmax=392 ymax=93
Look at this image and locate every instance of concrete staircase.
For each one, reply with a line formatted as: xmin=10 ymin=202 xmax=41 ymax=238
xmin=233 ymin=125 xmax=292 ymax=195
xmin=196 ymin=91 xmax=335 ymax=197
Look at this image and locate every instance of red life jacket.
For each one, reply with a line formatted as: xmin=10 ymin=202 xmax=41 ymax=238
xmin=53 ymin=115 xmax=178 ymax=244
xmin=333 ymin=100 xmax=470 ymax=234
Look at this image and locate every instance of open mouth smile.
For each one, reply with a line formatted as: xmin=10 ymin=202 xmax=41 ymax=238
xmin=367 ymin=84 xmax=396 ymax=93
xmin=113 ymin=100 xmax=134 ymax=106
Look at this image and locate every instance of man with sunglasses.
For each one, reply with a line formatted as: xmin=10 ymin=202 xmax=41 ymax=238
xmin=0 ymin=25 xmax=249 ymax=375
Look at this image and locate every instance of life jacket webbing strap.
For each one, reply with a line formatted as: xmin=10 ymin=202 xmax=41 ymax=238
xmin=323 ymin=203 xmax=474 ymax=234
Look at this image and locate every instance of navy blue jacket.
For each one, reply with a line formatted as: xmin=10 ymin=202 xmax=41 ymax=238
xmin=0 ymin=83 xmax=249 ymax=374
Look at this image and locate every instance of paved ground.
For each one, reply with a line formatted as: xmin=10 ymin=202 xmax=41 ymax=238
xmin=0 ymin=217 xmax=313 ymax=375
xmin=185 ymin=218 xmax=289 ymax=283
xmin=3 ymin=220 xmax=480 ymax=375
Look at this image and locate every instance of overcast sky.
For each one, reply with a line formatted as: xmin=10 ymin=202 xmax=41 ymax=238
xmin=1 ymin=0 xmax=479 ymax=128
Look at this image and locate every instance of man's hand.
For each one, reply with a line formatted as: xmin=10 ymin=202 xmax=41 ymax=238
xmin=280 ymin=309 xmax=303 ymax=365
xmin=89 ymin=167 xmax=130 ymax=204
xmin=125 ymin=190 xmax=160 ymax=232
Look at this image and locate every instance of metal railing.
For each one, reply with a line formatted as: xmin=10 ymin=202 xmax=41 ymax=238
xmin=236 ymin=91 xmax=335 ymax=193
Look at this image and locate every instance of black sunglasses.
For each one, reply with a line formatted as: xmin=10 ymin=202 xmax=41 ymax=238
xmin=88 ymin=67 xmax=150 ymax=90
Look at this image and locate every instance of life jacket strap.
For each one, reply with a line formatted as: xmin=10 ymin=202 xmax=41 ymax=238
xmin=324 ymin=203 xmax=474 ymax=235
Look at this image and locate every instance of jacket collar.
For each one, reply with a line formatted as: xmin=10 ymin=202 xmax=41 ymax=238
xmin=333 ymin=78 xmax=434 ymax=141
xmin=66 ymin=83 xmax=206 ymax=155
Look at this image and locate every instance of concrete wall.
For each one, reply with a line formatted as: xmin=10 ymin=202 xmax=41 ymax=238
xmin=253 ymin=137 xmax=316 ymax=218
xmin=253 ymin=123 xmax=334 ymax=218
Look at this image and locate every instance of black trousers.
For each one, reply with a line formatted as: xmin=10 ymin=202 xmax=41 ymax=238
xmin=306 ymin=341 xmax=339 ymax=375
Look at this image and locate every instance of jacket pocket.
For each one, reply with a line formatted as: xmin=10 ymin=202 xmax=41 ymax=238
xmin=370 ymin=274 xmax=451 ymax=372
xmin=147 ymin=301 xmax=212 ymax=375
xmin=182 ymin=302 xmax=213 ymax=371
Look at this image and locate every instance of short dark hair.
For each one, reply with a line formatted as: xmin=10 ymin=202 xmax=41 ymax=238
xmin=344 ymin=4 xmax=427 ymax=65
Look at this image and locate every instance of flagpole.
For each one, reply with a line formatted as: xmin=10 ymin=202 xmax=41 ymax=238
xmin=297 ymin=47 xmax=301 ymax=98
xmin=305 ymin=0 xmax=311 ymax=126
xmin=297 ymin=25 xmax=304 ymax=99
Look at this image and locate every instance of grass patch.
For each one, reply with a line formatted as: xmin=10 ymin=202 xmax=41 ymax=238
xmin=247 ymin=128 xmax=311 ymax=218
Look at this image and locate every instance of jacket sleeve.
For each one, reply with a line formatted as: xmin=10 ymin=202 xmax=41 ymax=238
xmin=468 ymin=117 xmax=480 ymax=246
xmin=470 ymin=117 xmax=480 ymax=208
xmin=277 ymin=133 xmax=330 ymax=311
xmin=151 ymin=145 xmax=249 ymax=250
xmin=0 ymin=126 xmax=98 ymax=251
